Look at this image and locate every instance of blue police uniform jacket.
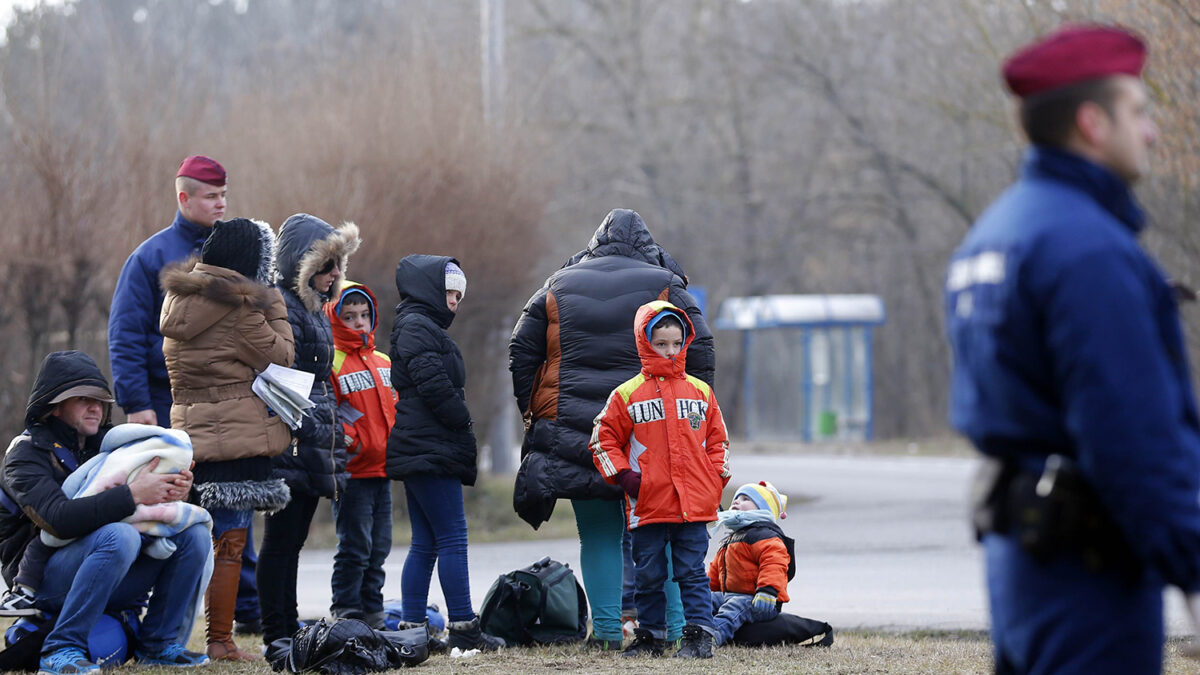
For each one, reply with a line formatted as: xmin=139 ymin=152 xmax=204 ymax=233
xmin=945 ymin=146 xmax=1200 ymax=591
xmin=108 ymin=211 xmax=210 ymax=417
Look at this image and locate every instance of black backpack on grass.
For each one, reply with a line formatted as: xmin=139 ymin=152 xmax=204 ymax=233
xmin=478 ymin=556 xmax=587 ymax=646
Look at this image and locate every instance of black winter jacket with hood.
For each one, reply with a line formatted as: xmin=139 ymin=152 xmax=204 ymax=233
xmin=0 ymin=351 xmax=128 ymax=586
xmin=272 ymin=213 xmax=360 ymax=498
xmin=386 ymin=255 xmax=478 ymax=486
xmin=508 ymin=209 xmax=715 ymax=527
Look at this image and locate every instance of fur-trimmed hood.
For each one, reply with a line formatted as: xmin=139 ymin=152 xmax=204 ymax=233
xmin=161 ymin=258 xmax=282 ymax=341
xmin=276 ymin=214 xmax=361 ymax=313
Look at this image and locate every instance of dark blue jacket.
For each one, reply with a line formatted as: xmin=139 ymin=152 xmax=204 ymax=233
xmin=108 ymin=212 xmax=210 ymax=419
xmin=270 ymin=214 xmax=359 ymax=499
xmin=945 ymin=147 xmax=1200 ymax=590
xmin=386 ymin=255 xmax=478 ymax=486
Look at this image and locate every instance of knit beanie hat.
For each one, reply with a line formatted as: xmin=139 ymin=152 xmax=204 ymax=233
xmin=202 ymin=218 xmax=261 ymax=280
xmin=734 ymin=481 xmax=788 ymax=521
xmin=445 ymin=261 xmax=467 ymax=297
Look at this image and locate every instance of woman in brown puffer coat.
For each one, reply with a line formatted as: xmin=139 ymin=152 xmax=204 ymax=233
xmin=161 ymin=217 xmax=294 ymax=662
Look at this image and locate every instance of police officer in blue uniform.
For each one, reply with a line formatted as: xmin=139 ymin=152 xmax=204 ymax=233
xmin=945 ymin=25 xmax=1200 ymax=674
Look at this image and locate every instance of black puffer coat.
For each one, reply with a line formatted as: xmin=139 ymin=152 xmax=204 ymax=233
xmin=0 ymin=351 xmax=125 ymax=586
xmin=272 ymin=214 xmax=360 ymax=498
xmin=386 ymin=255 xmax=478 ymax=486
xmin=508 ymin=209 xmax=715 ymax=527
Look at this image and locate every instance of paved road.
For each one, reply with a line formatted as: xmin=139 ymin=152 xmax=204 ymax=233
xmin=294 ymin=453 xmax=1194 ymax=634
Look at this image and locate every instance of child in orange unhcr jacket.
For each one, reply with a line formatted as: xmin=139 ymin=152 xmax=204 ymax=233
xmin=707 ymin=481 xmax=794 ymax=646
xmin=325 ymin=281 xmax=397 ymax=628
xmin=591 ymin=300 xmax=731 ymax=659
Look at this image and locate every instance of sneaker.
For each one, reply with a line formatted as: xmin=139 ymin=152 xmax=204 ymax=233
xmin=673 ymin=624 xmax=714 ymax=659
xmin=621 ymin=615 xmax=637 ymax=640
xmin=621 ymin=628 xmax=665 ymax=658
xmin=135 ymin=643 xmax=210 ymax=667
xmin=0 ymin=586 xmax=40 ymax=616
xmin=37 ymin=648 xmax=98 ymax=675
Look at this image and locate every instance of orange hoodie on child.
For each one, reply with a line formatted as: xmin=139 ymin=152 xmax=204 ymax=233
xmin=325 ymin=281 xmax=396 ymax=478
xmin=591 ymin=300 xmax=731 ymax=528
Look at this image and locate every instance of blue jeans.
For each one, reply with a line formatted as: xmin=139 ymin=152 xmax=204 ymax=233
xmin=630 ymin=522 xmax=714 ymax=639
xmin=574 ymin=499 xmax=683 ymax=641
xmin=209 ymin=507 xmax=252 ymax=538
xmin=332 ymin=478 xmax=392 ymax=620
xmin=621 ymin=525 xmax=636 ymax=615
xmin=710 ymin=592 xmax=780 ymax=645
xmin=984 ymin=533 xmax=1162 ymax=674
xmin=37 ymin=522 xmax=212 ymax=655
xmin=401 ymin=477 xmax=473 ymax=622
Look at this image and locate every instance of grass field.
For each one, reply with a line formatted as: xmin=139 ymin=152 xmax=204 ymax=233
xmin=17 ymin=626 xmax=1197 ymax=674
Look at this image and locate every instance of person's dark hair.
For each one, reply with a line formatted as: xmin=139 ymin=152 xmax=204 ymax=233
xmin=340 ymin=294 xmax=368 ymax=307
xmin=650 ymin=313 xmax=685 ymax=336
xmin=1019 ymin=77 xmax=1120 ymax=148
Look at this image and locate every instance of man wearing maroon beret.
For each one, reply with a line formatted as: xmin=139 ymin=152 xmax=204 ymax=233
xmin=946 ymin=25 xmax=1200 ymax=673
xmin=109 ymin=155 xmax=227 ymax=429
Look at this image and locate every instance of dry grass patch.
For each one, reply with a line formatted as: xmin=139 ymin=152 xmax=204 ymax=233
xmin=8 ymin=620 xmax=1200 ymax=673
xmin=130 ymin=629 xmax=1200 ymax=674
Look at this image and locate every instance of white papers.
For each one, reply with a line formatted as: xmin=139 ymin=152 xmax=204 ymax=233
xmin=252 ymin=363 xmax=315 ymax=430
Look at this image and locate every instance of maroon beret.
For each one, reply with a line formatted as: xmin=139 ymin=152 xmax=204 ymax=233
xmin=176 ymin=155 xmax=227 ymax=186
xmin=1002 ymin=25 xmax=1146 ymax=98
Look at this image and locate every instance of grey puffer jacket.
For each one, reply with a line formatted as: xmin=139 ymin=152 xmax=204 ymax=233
xmin=271 ymin=213 xmax=360 ymax=499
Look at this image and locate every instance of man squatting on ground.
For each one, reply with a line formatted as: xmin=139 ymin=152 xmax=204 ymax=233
xmin=946 ymin=24 xmax=1200 ymax=673
xmin=0 ymin=351 xmax=211 ymax=674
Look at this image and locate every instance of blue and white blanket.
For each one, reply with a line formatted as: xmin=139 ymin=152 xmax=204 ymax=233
xmin=41 ymin=424 xmax=212 ymax=559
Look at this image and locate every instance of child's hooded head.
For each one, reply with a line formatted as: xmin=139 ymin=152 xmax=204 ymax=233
xmin=732 ymin=481 xmax=788 ymax=522
xmin=336 ymin=288 xmax=373 ymax=334
xmin=646 ymin=310 xmax=687 ymax=359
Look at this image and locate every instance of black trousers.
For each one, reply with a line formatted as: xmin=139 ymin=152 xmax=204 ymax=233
xmin=258 ymin=491 xmax=320 ymax=645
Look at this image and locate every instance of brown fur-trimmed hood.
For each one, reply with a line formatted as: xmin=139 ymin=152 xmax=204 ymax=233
xmin=276 ymin=214 xmax=361 ymax=313
xmin=161 ymin=258 xmax=282 ymax=341
xmin=162 ymin=258 xmax=280 ymax=310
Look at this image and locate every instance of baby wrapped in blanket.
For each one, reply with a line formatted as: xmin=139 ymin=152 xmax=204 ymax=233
xmin=41 ymin=423 xmax=212 ymax=559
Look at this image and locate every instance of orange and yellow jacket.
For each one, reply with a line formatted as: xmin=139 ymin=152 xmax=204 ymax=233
xmin=708 ymin=522 xmax=793 ymax=602
xmin=325 ymin=281 xmax=396 ymax=479
xmin=591 ymin=301 xmax=730 ymax=528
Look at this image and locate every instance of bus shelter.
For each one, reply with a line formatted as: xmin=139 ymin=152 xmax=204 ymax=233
xmin=715 ymin=294 xmax=885 ymax=442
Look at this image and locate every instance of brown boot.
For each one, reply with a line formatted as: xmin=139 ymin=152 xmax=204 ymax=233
xmin=206 ymin=527 xmax=260 ymax=662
